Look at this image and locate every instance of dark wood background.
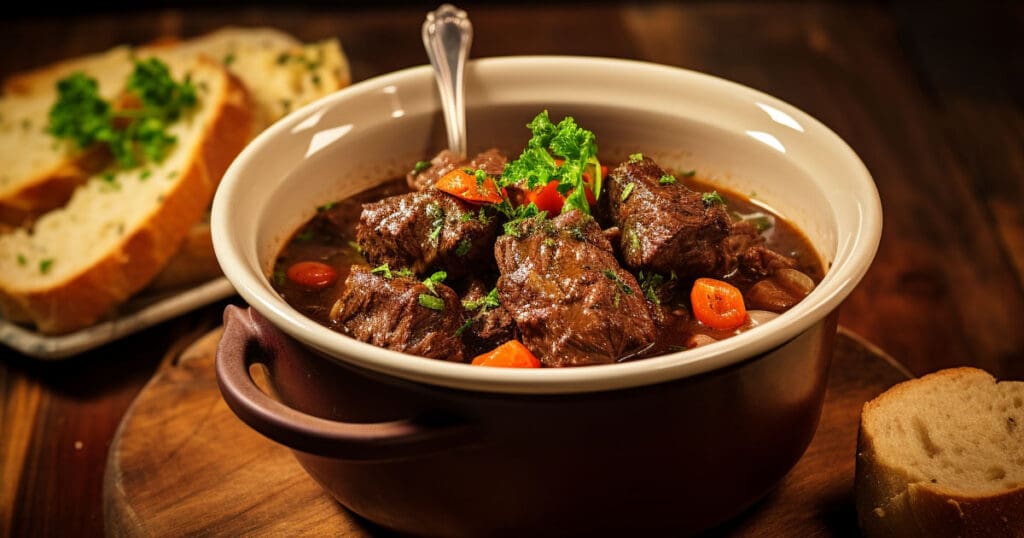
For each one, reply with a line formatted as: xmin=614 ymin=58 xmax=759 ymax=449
xmin=1 ymin=1 xmax=1021 ymax=536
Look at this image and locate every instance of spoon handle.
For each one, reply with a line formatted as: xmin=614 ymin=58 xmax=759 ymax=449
xmin=422 ymin=4 xmax=472 ymax=159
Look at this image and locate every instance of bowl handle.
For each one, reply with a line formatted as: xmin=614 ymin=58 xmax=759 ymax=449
xmin=216 ymin=305 xmax=479 ymax=460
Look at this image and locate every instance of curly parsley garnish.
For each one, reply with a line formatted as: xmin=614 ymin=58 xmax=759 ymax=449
xmin=499 ymin=110 xmax=602 ymax=216
xmin=47 ymin=57 xmax=198 ymax=169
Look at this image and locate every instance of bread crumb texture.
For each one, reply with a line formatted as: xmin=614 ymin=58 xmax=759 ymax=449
xmin=856 ymin=367 xmax=1024 ymax=537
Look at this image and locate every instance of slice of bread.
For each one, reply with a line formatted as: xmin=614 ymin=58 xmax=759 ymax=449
xmin=0 ymin=56 xmax=251 ymax=334
xmin=0 ymin=48 xmax=135 ymax=226
xmin=0 ymin=27 xmax=349 ymax=226
xmin=855 ymin=367 xmax=1024 ymax=537
xmin=161 ymin=27 xmax=351 ymax=133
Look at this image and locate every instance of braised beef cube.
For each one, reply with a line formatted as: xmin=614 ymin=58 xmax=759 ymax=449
xmin=407 ymin=148 xmax=508 ymax=191
xmin=720 ymin=220 xmax=797 ymax=278
xmin=330 ymin=265 xmax=465 ymax=362
xmin=458 ymin=279 xmax=518 ymax=357
xmin=607 ymin=157 xmax=732 ymax=279
xmin=356 ymin=189 xmax=499 ymax=279
xmin=495 ymin=210 xmax=656 ymax=367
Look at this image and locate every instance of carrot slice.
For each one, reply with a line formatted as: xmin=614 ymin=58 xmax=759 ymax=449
xmin=435 ymin=169 xmax=503 ymax=204
xmin=690 ymin=277 xmax=747 ymax=330
xmin=471 ymin=340 xmax=542 ymax=368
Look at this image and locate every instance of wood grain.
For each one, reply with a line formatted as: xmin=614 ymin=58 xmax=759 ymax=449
xmin=1 ymin=2 xmax=1021 ymax=535
xmin=103 ymin=327 xmax=908 ymax=536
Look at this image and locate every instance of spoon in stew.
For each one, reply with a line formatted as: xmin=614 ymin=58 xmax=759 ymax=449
xmin=422 ymin=4 xmax=473 ymax=159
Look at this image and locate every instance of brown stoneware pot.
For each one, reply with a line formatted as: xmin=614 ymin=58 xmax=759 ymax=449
xmin=211 ymin=57 xmax=882 ymax=535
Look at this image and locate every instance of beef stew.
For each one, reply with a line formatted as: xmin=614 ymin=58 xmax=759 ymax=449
xmin=272 ymin=112 xmax=825 ymax=367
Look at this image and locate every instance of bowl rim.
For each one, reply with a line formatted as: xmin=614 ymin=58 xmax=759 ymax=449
xmin=212 ymin=55 xmax=882 ymax=395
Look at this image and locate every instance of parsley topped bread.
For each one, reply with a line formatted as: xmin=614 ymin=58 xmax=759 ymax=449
xmin=0 ymin=56 xmax=250 ymax=334
xmin=855 ymin=367 xmax=1024 ymax=537
xmin=0 ymin=27 xmax=350 ymax=226
xmin=0 ymin=28 xmax=351 ymax=334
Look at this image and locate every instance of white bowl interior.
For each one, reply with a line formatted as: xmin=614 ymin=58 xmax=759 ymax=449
xmin=213 ymin=56 xmax=881 ymax=394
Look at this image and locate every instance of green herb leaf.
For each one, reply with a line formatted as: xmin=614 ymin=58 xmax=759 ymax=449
xmin=629 ymin=152 xmax=643 ymax=163
xmin=39 ymin=258 xmax=54 ymax=274
xmin=394 ymin=267 xmax=415 ymax=277
xmin=603 ymin=269 xmax=633 ymax=294
xmin=681 ymin=169 xmax=696 ymax=178
xmin=474 ymin=169 xmax=488 ymax=188
xmin=371 ymin=263 xmax=393 ymax=279
xmin=295 ymin=230 xmax=315 ymax=242
xmin=659 ymin=174 xmax=676 ymax=185
xmin=621 ymin=182 xmax=635 ymax=201
xmin=454 ymin=317 xmax=474 ymax=337
xmin=462 ymin=287 xmax=500 ymax=311
xmin=421 ymin=271 xmax=447 ymax=295
xmin=17 ymin=254 xmax=27 ymax=266
xmin=638 ymin=271 xmax=665 ymax=305
xmin=701 ymin=191 xmax=725 ymax=207
xmin=418 ymin=293 xmax=445 ymax=311
xmin=412 ymin=160 xmax=432 ymax=174
xmin=426 ymin=202 xmax=445 ymax=245
xmin=317 ymin=201 xmax=336 ymax=212
xmin=347 ymin=240 xmax=363 ymax=254
xmin=455 ymin=238 xmax=472 ymax=257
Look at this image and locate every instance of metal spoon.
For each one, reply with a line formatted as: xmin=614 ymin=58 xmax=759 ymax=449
xmin=422 ymin=4 xmax=473 ymax=159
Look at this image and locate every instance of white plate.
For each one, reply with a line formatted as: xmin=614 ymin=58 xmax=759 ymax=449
xmin=0 ymin=277 xmax=236 ymax=360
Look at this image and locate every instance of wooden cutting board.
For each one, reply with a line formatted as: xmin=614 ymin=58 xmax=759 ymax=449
xmin=102 ymin=327 xmax=911 ymax=536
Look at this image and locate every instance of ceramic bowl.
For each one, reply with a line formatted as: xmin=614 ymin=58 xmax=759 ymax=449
xmin=212 ymin=56 xmax=882 ymax=535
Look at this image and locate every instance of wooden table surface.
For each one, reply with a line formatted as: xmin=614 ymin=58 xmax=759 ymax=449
xmin=1 ymin=1 xmax=1021 ymax=536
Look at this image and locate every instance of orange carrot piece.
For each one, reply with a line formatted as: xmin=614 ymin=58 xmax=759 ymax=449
xmin=435 ymin=169 xmax=503 ymax=204
xmin=471 ymin=340 xmax=542 ymax=368
xmin=690 ymin=277 xmax=748 ymax=330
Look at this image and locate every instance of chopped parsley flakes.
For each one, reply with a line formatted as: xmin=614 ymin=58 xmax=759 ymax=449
xmin=418 ymin=293 xmax=445 ymax=311
xmin=620 ymin=182 xmax=635 ymax=201
xmin=701 ymin=191 xmax=725 ymax=207
xmin=47 ymin=58 xmax=197 ymax=170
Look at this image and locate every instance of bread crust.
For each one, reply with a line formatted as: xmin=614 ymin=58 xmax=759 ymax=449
xmin=855 ymin=367 xmax=1024 ymax=538
xmin=0 ymin=64 xmax=251 ymax=334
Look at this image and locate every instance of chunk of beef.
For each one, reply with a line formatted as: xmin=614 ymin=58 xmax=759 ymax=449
xmin=356 ymin=189 xmax=499 ymax=279
xmin=606 ymin=157 xmax=732 ymax=279
xmin=330 ymin=265 xmax=465 ymax=362
xmin=607 ymin=157 xmax=797 ymax=280
xmin=459 ymin=279 xmax=518 ymax=357
xmin=407 ymin=148 xmax=507 ymax=191
xmin=495 ymin=210 xmax=656 ymax=367
xmin=718 ymin=220 xmax=797 ymax=278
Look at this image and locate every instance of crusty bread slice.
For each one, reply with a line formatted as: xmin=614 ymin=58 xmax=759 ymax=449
xmin=2 ymin=45 xmax=135 ymax=96
xmin=158 ymin=27 xmax=351 ymax=132
xmin=0 ymin=56 xmax=251 ymax=334
xmin=0 ymin=48 xmax=136 ymax=225
xmin=0 ymin=28 xmax=349 ymax=226
xmin=855 ymin=367 xmax=1024 ymax=537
